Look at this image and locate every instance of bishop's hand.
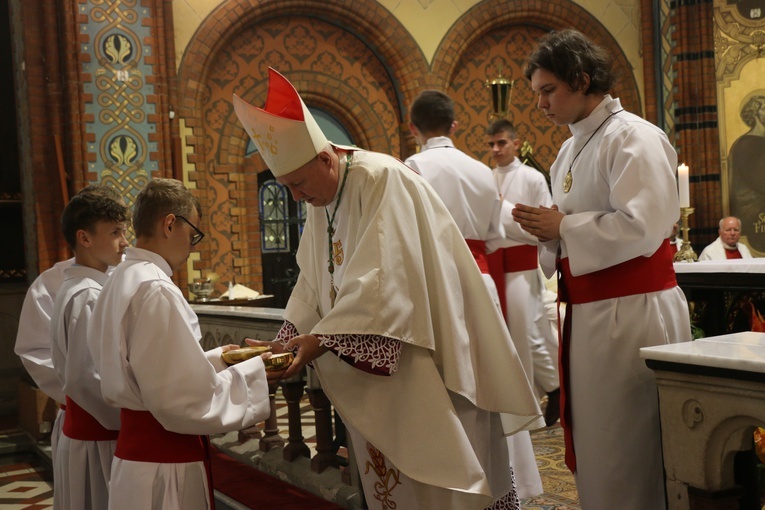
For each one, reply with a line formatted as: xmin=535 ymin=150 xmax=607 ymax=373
xmin=281 ymin=334 xmax=329 ymax=379
xmin=246 ymin=334 xmax=329 ymax=381
xmin=244 ymin=339 xmax=287 ymax=383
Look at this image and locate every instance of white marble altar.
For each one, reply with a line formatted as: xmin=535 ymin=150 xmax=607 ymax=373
xmin=191 ymin=304 xmax=284 ymax=350
xmin=673 ymin=258 xmax=765 ymax=274
xmin=641 ymin=332 xmax=765 ymax=509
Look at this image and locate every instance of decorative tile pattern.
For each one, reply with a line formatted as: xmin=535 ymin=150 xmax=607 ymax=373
xmin=79 ymin=0 xmax=154 ymax=219
xmin=0 ymin=454 xmax=52 ymax=510
xmin=523 ymin=427 xmax=581 ymax=509
xmin=448 ymin=26 xmax=570 ymax=172
xmin=0 ymin=397 xmax=579 ymax=509
xmin=244 ymin=390 xmax=580 ymax=508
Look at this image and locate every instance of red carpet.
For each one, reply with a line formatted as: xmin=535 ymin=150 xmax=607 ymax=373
xmin=210 ymin=447 xmax=345 ymax=509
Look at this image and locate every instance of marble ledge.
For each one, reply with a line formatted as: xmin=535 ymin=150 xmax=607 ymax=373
xmin=191 ymin=304 xmax=285 ymax=322
xmin=673 ymin=258 xmax=765 ymax=274
xmin=640 ymin=332 xmax=765 ymax=373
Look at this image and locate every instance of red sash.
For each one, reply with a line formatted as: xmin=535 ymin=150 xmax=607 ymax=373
xmin=558 ymin=239 xmax=677 ymax=304
xmin=61 ymin=396 xmax=119 ymax=441
xmin=116 ymin=409 xmax=213 ymax=506
xmin=556 ymin=239 xmax=677 ymax=473
xmin=501 ymin=244 xmax=538 ymax=272
xmin=487 ymin=244 xmax=539 ymax=320
xmin=465 ymin=239 xmax=489 ymax=274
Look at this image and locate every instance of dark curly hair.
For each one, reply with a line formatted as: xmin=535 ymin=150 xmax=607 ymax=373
xmin=524 ymin=29 xmax=617 ymax=96
xmin=61 ymin=185 xmax=129 ymax=250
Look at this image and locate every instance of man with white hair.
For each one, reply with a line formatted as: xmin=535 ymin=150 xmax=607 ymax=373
xmin=698 ymin=216 xmax=753 ymax=260
xmin=235 ymin=68 xmax=543 ymax=510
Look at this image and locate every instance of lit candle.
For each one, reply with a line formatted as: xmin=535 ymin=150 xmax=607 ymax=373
xmin=678 ymin=163 xmax=690 ymax=208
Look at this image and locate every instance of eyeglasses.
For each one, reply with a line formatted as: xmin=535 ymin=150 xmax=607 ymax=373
xmin=176 ymin=215 xmax=205 ymax=246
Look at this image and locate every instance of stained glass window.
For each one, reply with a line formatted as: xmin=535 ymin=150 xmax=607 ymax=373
xmin=259 ymin=180 xmax=289 ymax=252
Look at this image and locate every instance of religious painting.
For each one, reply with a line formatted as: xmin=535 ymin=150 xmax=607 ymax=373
xmin=715 ymin=0 xmax=765 ymax=255
xmin=728 ymin=92 xmax=765 ymax=254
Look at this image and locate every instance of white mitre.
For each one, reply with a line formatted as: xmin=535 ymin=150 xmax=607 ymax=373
xmin=233 ymin=68 xmax=328 ymax=177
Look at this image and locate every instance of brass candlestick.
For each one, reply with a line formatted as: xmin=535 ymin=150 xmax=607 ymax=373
xmin=673 ymin=207 xmax=698 ymax=263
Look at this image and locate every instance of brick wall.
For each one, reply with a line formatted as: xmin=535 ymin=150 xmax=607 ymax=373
xmin=13 ymin=1 xmax=73 ymax=275
xmin=13 ymin=0 xmax=733 ymax=287
xmin=175 ymin=0 xmax=655 ymax=292
xmin=671 ymin=0 xmax=721 ymax=249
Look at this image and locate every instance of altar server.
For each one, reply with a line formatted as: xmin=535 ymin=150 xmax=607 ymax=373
xmin=404 ymin=89 xmax=543 ymax=499
xmin=89 ymin=178 xmax=274 ymax=510
xmin=486 ymin=119 xmax=560 ymax=427
xmin=512 ymin=29 xmax=692 ymax=510
xmin=51 ymin=186 xmax=128 ymax=508
xmin=15 ymin=185 xmax=125 ymax=465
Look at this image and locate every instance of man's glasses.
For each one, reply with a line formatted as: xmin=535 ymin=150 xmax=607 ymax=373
xmin=176 ymin=215 xmax=205 ymax=246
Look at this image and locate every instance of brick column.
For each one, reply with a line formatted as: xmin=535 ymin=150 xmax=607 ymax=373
xmin=671 ymin=0 xmax=722 ymax=249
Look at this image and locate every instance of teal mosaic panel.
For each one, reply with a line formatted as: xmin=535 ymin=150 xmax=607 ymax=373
xmin=80 ymin=0 xmax=153 ymax=204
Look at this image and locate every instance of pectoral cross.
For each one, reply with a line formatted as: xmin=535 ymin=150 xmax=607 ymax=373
xmin=329 ymin=285 xmax=337 ymax=308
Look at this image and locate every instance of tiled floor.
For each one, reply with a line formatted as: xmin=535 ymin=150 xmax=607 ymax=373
xmin=0 ymin=392 xmax=577 ymax=510
xmin=0 ymin=422 xmax=53 ymax=510
xmin=0 ymin=465 xmax=53 ymax=510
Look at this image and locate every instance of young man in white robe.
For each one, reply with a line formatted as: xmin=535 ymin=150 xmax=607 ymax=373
xmin=486 ymin=119 xmax=560 ymax=428
xmin=51 ymin=187 xmax=129 ymax=509
xmin=404 ymin=90 xmax=506 ymax=314
xmin=88 ymin=178 xmax=275 ymax=510
xmin=235 ymin=68 xmax=544 ymax=510
xmin=15 ymin=185 xmax=126 ymax=466
xmin=403 ymin=90 xmax=543 ymax=500
xmin=512 ymin=29 xmax=692 ymax=510
xmin=14 ymin=257 xmax=72 ymax=461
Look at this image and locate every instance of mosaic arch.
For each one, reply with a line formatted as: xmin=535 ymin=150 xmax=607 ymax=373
xmin=175 ymin=0 xmax=428 ymax=292
xmin=429 ymin=0 xmax=643 ymax=171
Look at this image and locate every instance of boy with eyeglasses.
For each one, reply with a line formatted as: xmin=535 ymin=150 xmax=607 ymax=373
xmin=50 ymin=185 xmax=128 ymax=509
xmin=88 ymin=178 xmax=276 ymax=510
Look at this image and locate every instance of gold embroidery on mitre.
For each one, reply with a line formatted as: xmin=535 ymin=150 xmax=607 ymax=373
xmin=332 ymin=239 xmax=344 ymax=266
xmin=364 ymin=442 xmax=401 ymax=509
xmin=251 ymin=125 xmax=279 ymax=155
